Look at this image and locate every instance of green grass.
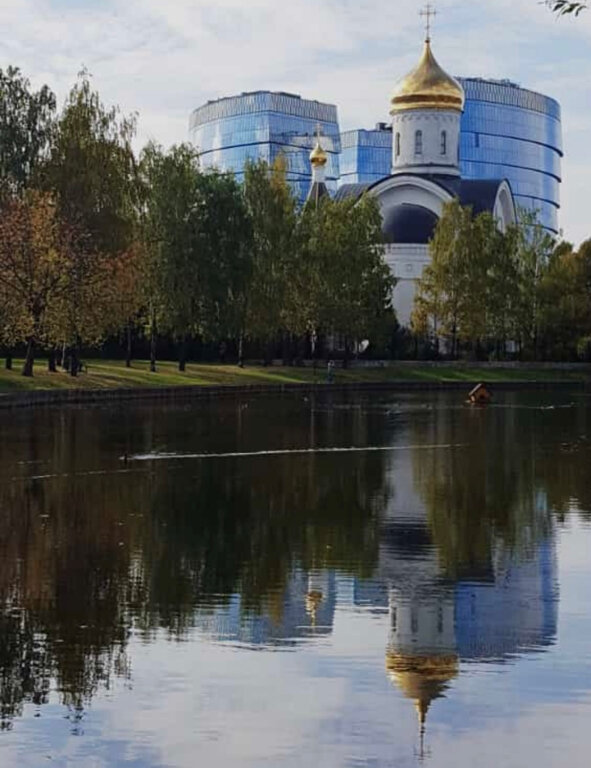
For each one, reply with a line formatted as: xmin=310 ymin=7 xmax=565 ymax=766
xmin=0 ymin=358 xmax=589 ymax=392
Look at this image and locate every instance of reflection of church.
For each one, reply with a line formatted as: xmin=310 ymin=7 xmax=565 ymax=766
xmin=309 ymin=15 xmax=517 ymax=325
xmin=381 ymin=517 xmax=556 ymax=747
xmin=191 ymin=449 xmax=557 ymax=755
xmin=193 ymin=569 xmax=337 ymax=647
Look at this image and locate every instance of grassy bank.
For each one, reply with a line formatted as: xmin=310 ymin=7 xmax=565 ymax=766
xmin=0 ymin=359 xmax=589 ymax=393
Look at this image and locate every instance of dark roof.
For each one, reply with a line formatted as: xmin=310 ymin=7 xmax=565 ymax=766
xmin=335 ymin=175 xmax=508 ymax=218
xmin=382 ymin=204 xmax=438 ymax=244
xmin=334 ymin=183 xmax=371 ymax=202
xmin=458 ymin=179 xmax=505 ymax=216
xmin=305 ymin=181 xmax=329 ymax=208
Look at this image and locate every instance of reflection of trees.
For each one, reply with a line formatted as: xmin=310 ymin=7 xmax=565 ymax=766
xmin=0 ymin=472 xmax=141 ymax=729
xmin=410 ymin=395 xmax=566 ymax=579
xmin=133 ymin=448 xmax=387 ymax=634
xmin=0 ymin=395 xmax=391 ymax=727
xmin=530 ymin=401 xmax=591 ymax=520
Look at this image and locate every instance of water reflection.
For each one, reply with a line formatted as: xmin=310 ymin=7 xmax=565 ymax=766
xmin=0 ymin=392 xmax=588 ymax=764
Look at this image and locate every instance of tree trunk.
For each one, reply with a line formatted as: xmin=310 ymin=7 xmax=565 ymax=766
xmin=125 ymin=323 xmax=132 ymax=368
xmin=22 ymin=337 xmax=35 ymax=377
xmin=61 ymin=342 xmax=67 ymax=368
xmin=178 ymin=336 xmax=187 ymax=372
xmin=48 ymin=350 xmax=57 ymax=373
xmin=5 ymin=353 xmax=12 ymax=371
xmin=70 ymin=345 xmax=79 ymax=377
xmin=150 ymin=310 xmax=157 ymax=373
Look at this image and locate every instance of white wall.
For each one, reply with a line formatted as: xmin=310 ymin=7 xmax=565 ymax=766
xmin=392 ymin=109 xmax=461 ymax=177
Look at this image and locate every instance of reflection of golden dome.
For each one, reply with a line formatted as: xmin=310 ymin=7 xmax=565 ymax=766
xmin=306 ymin=590 xmax=323 ymax=617
xmin=310 ymin=140 xmax=328 ymax=167
xmin=390 ymin=41 xmax=465 ymax=114
xmin=386 ymin=651 xmax=458 ymax=724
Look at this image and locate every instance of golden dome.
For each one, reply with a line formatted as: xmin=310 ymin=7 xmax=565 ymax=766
xmin=310 ymin=140 xmax=328 ymax=167
xmin=390 ymin=40 xmax=465 ymax=114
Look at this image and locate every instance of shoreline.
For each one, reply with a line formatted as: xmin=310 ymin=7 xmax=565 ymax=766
xmin=0 ymin=378 xmax=587 ymax=410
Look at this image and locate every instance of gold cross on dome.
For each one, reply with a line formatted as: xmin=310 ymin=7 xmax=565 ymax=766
xmin=420 ymin=4 xmax=437 ymax=42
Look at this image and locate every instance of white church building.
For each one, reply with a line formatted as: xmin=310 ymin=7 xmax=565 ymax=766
xmin=311 ymin=29 xmax=517 ymax=326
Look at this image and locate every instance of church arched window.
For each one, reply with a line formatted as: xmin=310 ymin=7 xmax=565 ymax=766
xmin=414 ymin=130 xmax=423 ymax=155
xmin=441 ymin=130 xmax=447 ymax=155
xmin=395 ymin=132 xmax=401 ymax=158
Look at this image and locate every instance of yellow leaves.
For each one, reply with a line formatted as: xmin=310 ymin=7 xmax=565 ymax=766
xmin=0 ymin=190 xmax=146 ymax=350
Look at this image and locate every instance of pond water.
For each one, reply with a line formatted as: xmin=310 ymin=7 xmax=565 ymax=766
xmin=0 ymin=391 xmax=590 ymax=767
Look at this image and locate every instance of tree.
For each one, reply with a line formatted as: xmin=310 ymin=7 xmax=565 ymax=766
xmin=412 ymin=200 xmax=473 ymax=357
xmin=193 ymin=171 xmax=253 ymax=346
xmin=106 ymin=244 xmax=147 ymax=368
xmin=43 ymin=71 xmax=138 ymax=256
xmin=538 ymin=239 xmax=591 ymax=359
xmin=303 ymin=195 xmax=394 ymax=362
xmin=0 ymin=192 xmax=71 ymax=376
xmin=481 ymin=218 xmax=520 ymax=358
xmin=140 ymin=144 xmax=252 ymax=370
xmin=0 ymin=67 xmax=56 ymax=191
xmin=512 ymin=208 xmax=555 ymax=359
xmin=242 ymin=157 xmax=299 ymax=359
xmin=139 ymin=143 xmax=201 ymax=370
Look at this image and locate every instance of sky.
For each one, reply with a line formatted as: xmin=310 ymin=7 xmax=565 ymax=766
xmin=0 ymin=0 xmax=589 ymax=244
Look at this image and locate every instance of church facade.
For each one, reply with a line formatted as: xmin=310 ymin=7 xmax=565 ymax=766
xmin=333 ymin=35 xmax=517 ymax=326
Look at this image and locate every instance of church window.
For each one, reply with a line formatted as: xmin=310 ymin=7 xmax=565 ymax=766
xmin=441 ymin=130 xmax=447 ymax=155
xmin=414 ymin=130 xmax=423 ymax=156
xmin=395 ymin=132 xmax=401 ymax=158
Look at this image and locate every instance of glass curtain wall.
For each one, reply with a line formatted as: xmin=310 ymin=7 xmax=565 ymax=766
xmin=191 ymin=83 xmax=562 ymax=232
xmin=458 ymin=78 xmax=562 ymax=234
xmin=190 ymin=91 xmax=341 ymax=203
xmin=340 ymin=127 xmax=392 ymax=185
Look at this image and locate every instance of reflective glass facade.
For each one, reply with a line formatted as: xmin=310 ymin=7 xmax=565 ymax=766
xmin=190 ymin=91 xmax=340 ymax=203
xmin=340 ymin=125 xmax=392 ymax=185
xmin=191 ymin=82 xmax=562 ymax=232
xmin=459 ymin=78 xmax=562 ymax=234
xmin=338 ymin=80 xmax=562 ymax=233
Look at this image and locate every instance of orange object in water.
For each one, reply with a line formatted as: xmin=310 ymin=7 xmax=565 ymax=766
xmin=468 ymin=383 xmax=492 ymax=405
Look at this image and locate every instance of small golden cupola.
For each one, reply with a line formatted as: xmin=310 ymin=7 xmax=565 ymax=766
xmin=390 ymin=39 xmax=465 ymax=115
xmin=309 ymin=139 xmax=328 ymax=168
xmin=306 ymin=129 xmax=330 ymax=207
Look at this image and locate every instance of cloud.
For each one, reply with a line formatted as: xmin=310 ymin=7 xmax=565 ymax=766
xmin=0 ymin=0 xmax=589 ymax=242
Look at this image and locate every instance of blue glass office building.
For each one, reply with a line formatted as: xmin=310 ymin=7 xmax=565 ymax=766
xmin=190 ymin=91 xmax=341 ymax=203
xmin=338 ymin=80 xmax=562 ymax=233
xmin=340 ymin=124 xmax=392 ymax=186
xmin=459 ymin=78 xmax=562 ymax=234
xmin=191 ymin=81 xmax=561 ymax=232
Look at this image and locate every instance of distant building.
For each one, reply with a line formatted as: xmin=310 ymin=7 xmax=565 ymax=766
xmin=340 ymin=125 xmax=393 ymax=187
xmin=189 ymin=91 xmax=341 ymax=203
xmin=459 ymin=78 xmax=562 ymax=235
